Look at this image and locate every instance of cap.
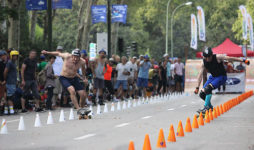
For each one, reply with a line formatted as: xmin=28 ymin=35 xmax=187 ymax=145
xmin=0 ymin=50 xmax=7 ymax=56
xmin=133 ymin=56 xmax=137 ymax=59
xmin=98 ymin=49 xmax=107 ymax=54
xmin=40 ymin=55 xmax=46 ymax=59
xmin=144 ymin=55 xmax=149 ymax=59
xmin=140 ymin=55 xmax=144 ymax=57
xmin=154 ymin=65 xmax=159 ymax=69
xmin=109 ymin=58 xmax=114 ymax=61
xmin=56 ymin=46 xmax=63 ymax=50
xmin=203 ymin=47 xmax=213 ymax=57
xmin=71 ymin=48 xmax=81 ymax=57
xmin=163 ymin=53 xmax=169 ymax=57
xmin=81 ymin=49 xmax=87 ymax=56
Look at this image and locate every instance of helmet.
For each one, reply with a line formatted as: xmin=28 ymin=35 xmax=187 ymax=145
xmin=154 ymin=65 xmax=159 ymax=69
xmin=202 ymin=47 xmax=213 ymax=57
xmin=10 ymin=50 xmax=19 ymax=59
xmin=98 ymin=49 xmax=107 ymax=54
xmin=163 ymin=53 xmax=169 ymax=57
xmin=71 ymin=48 xmax=81 ymax=57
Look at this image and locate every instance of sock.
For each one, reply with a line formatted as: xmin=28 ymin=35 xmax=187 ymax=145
xmin=9 ymin=106 xmax=14 ymax=114
xmin=204 ymin=94 xmax=212 ymax=107
xmin=4 ymin=107 xmax=8 ymax=114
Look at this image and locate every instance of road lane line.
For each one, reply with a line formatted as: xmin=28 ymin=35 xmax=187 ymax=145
xmin=168 ymin=108 xmax=175 ymax=111
xmin=115 ymin=123 xmax=130 ymax=128
xmin=180 ymin=105 xmax=187 ymax=108
xmin=191 ymin=101 xmax=196 ymax=104
xmin=141 ymin=116 xmax=152 ymax=119
xmin=6 ymin=119 xmax=20 ymax=123
xmin=74 ymin=134 xmax=96 ymax=140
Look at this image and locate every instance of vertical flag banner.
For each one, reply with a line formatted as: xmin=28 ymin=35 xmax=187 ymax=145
xmin=26 ymin=0 xmax=47 ymax=10
xmin=91 ymin=5 xmax=107 ymax=24
xmin=197 ymin=6 xmax=206 ymax=41
xmin=190 ymin=14 xmax=198 ymax=50
xmin=52 ymin=0 xmax=72 ymax=9
xmin=239 ymin=5 xmax=248 ymax=40
xmin=111 ymin=5 xmax=128 ymax=24
xmin=247 ymin=13 xmax=254 ymax=50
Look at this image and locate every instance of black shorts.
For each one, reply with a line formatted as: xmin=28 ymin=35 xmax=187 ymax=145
xmin=59 ymin=76 xmax=84 ymax=91
xmin=174 ymin=75 xmax=183 ymax=83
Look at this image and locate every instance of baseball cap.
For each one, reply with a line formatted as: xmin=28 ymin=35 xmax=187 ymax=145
xmin=56 ymin=46 xmax=63 ymax=50
xmin=71 ymin=48 xmax=81 ymax=57
xmin=0 ymin=50 xmax=7 ymax=56
xmin=163 ymin=53 xmax=169 ymax=57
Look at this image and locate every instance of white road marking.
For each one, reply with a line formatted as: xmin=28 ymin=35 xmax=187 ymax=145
xmin=191 ymin=101 xmax=196 ymax=104
xmin=168 ymin=108 xmax=175 ymax=111
xmin=141 ymin=116 xmax=152 ymax=119
xmin=74 ymin=134 xmax=96 ymax=140
xmin=180 ymin=105 xmax=187 ymax=108
xmin=6 ymin=119 xmax=20 ymax=123
xmin=115 ymin=123 xmax=130 ymax=128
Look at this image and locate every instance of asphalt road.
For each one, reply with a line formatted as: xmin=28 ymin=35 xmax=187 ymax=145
xmin=0 ymin=93 xmax=254 ymax=150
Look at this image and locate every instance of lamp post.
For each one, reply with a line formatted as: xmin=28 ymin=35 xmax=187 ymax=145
xmin=170 ymin=2 xmax=192 ymax=58
xmin=165 ymin=0 xmax=172 ymax=55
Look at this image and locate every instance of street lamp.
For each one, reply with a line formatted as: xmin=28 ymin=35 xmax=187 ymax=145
xmin=170 ymin=2 xmax=192 ymax=58
xmin=165 ymin=0 xmax=172 ymax=55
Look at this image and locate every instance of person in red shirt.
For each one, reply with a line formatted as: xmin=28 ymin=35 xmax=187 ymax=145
xmin=104 ymin=58 xmax=114 ymax=101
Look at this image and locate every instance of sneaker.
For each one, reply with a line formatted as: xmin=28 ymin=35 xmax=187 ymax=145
xmin=197 ymin=106 xmax=210 ymax=114
xmin=35 ymin=108 xmax=44 ymax=112
xmin=113 ymin=97 xmax=119 ymax=103
xmin=21 ymin=109 xmax=28 ymax=113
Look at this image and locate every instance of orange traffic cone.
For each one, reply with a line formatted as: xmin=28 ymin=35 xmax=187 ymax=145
xmin=167 ymin=124 xmax=176 ymax=142
xmin=205 ymin=110 xmax=210 ymax=123
xmin=143 ymin=134 xmax=152 ymax=150
xmin=223 ymin=104 xmax=226 ymax=113
xmin=192 ymin=114 xmax=199 ymax=129
xmin=209 ymin=109 xmax=213 ymax=121
xmin=176 ymin=121 xmax=184 ymax=137
xmin=128 ymin=141 xmax=135 ymax=150
xmin=198 ymin=112 xmax=204 ymax=126
xmin=213 ymin=107 xmax=217 ymax=119
xmin=216 ymin=106 xmax=221 ymax=116
xmin=185 ymin=117 xmax=192 ymax=132
xmin=220 ymin=104 xmax=224 ymax=114
xmin=157 ymin=128 xmax=166 ymax=148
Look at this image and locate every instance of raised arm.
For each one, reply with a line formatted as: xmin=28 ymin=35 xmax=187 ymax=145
xmin=41 ymin=50 xmax=69 ymax=58
xmin=21 ymin=63 xmax=26 ymax=86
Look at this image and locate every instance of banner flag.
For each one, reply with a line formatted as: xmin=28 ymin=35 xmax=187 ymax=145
xmin=247 ymin=13 xmax=254 ymax=50
xmin=91 ymin=5 xmax=107 ymax=24
xmin=239 ymin=5 xmax=248 ymax=40
xmin=52 ymin=0 xmax=72 ymax=9
xmin=190 ymin=14 xmax=198 ymax=50
xmin=197 ymin=6 xmax=206 ymax=41
xmin=26 ymin=0 xmax=47 ymax=10
xmin=111 ymin=5 xmax=128 ymax=24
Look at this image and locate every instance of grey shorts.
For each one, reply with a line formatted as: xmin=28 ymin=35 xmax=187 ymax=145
xmin=93 ymin=78 xmax=104 ymax=89
xmin=53 ymin=77 xmax=63 ymax=95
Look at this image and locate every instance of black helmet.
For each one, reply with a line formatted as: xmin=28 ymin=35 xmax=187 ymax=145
xmin=202 ymin=47 xmax=213 ymax=57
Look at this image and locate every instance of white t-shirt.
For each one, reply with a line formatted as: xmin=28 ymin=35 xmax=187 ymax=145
xmin=127 ymin=61 xmax=137 ymax=78
xmin=116 ymin=63 xmax=130 ymax=80
xmin=174 ymin=62 xmax=184 ymax=76
xmin=52 ymin=56 xmax=63 ymax=76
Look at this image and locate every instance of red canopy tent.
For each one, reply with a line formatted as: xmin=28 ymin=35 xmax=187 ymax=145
xmin=196 ymin=38 xmax=254 ymax=58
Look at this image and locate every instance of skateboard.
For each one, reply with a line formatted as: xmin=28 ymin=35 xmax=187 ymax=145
xmin=77 ymin=108 xmax=92 ymax=120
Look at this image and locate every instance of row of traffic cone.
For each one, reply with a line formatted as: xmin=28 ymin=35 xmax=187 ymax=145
xmin=128 ymin=90 xmax=253 ymax=150
xmin=0 ymin=108 xmax=75 ymax=134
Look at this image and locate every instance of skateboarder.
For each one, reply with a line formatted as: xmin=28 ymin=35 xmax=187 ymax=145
xmin=42 ymin=49 xmax=89 ymax=114
xmin=194 ymin=47 xmax=250 ymax=113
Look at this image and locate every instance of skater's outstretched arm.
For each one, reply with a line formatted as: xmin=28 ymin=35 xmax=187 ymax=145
xmin=216 ymin=55 xmax=250 ymax=65
xmin=41 ymin=50 xmax=69 ymax=58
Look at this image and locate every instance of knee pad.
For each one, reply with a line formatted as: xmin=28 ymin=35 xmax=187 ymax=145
xmin=199 ymin=91 xmax=206 ymax=101
xmin=204 ymin=84 xmax=213 ymax=94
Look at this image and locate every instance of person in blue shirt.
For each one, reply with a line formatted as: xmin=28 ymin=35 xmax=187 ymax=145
xmin=137 ymin=55 xmax=152 ymax=98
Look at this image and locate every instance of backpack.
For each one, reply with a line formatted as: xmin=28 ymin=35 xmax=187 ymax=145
xmin=37 ymin=67 xmax=47 ymax=86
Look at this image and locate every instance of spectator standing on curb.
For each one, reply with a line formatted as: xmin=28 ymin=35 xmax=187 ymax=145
xmin=0 ymin=50 xmax=7 ymax=115
xmin=21 ymin=50 xmax=43 ymax=112
xmin=44 ymin=56 xmax=56 ymax=110
xmin=174 ymin=57 xmax=185 ymax=93
xmin=137 ymin=55 xmax=152 ymax=98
